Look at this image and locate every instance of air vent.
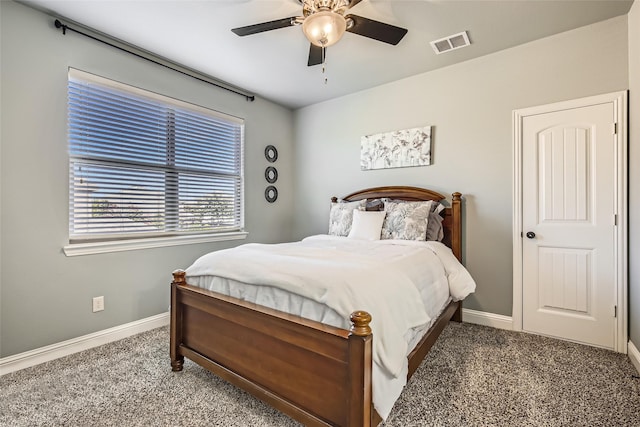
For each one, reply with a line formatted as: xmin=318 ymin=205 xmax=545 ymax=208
xmin=430 ymin=31 xmax=471 ymax=55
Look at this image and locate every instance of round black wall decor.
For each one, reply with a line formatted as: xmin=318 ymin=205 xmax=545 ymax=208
xmin=265 ymin=145 xmax=278 ymax=163
xmin=265 ymin=186 xmax=278 ymax=203
xmin=265 ymin=166 xmax=278 ymax=183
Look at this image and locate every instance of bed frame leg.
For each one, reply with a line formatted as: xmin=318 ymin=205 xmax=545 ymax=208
xmin=171 ymin=357 xmax=184 ymax=372
xmin=452 ymin=301 xmax=463 ymax=323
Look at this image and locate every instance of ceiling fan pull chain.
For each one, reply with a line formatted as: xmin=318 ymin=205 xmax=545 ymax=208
xmin=322 ymin=46 xmax=328 ymax=84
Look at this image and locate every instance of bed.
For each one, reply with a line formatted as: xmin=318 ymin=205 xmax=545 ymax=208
xmin=170 ymin=186 xmax=471 ymax=426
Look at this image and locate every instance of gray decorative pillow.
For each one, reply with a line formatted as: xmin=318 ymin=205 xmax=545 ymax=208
xmin=426 ymin=211 xmax=445 ymax=241
xmin=328 ymin=200 xmax=366 ymax=236
xmin=381 ymin=200 xmax=435 ymax=241
xmin=364 ymin=198 xmax=385 ymax=211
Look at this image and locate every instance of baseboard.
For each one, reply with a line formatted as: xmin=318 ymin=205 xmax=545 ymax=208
xmin=0 ymin=312 xmax=169 ymax=376
xmin=462 ymin=308 xmax=513 ymax=330
xmin=628 ymin=340 xmax=640 ymax=375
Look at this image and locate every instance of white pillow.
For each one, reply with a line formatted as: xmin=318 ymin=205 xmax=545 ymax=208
xmin=348 ymin=210 xmax=386 ymax=240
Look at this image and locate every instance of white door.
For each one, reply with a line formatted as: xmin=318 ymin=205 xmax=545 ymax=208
xmin=519 ymin=100 xmax=620 ymax=350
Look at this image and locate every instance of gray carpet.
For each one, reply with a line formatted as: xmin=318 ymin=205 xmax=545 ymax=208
xmin=1 ymin=322 xmax=639 ymax=426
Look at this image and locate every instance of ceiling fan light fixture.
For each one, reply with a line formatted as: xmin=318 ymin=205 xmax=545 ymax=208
xmin=302 ymin=10 xmax=347 ymax=47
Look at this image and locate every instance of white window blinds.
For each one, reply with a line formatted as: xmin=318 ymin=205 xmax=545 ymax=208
xmin=68 ymin=68 xmax=244 ymax=242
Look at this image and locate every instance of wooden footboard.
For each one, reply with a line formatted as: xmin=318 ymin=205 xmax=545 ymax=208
xmin=171 ymin=270 xmax=374 ymax=426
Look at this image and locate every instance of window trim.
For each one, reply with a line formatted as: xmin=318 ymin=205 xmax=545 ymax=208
xmin=66 ymin=68 xmax=245 ymax=249
xmin=63 ymin=230 xmax=248 ymax=257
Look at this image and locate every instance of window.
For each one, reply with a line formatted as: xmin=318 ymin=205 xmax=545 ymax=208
xmin=67 ymin=68 xmax=244 ymax=248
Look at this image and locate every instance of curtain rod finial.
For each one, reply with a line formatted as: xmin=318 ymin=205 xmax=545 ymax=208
xmin=54 ymin=19 xmax=67 ymax=35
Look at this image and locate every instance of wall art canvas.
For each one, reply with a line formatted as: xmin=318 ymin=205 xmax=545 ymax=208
xmin=360 ymin=125 xmax=432 ymax=170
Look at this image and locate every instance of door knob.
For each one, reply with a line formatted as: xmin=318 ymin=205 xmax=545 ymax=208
xmin=526 ymin=231 xmax=536 ymax=239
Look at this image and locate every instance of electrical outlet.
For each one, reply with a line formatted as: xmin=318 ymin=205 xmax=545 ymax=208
xmin=92 ymin=296 xmax=104 ymax=312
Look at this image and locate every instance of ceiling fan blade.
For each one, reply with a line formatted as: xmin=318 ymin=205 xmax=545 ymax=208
xmin=347 ymin=0 xmax=363 ymax=9
xmin=345 ymin=15 xmax=408 ymax=45
xmin=231 ymin=17 xmax=297 ymax=36
xmin=308 ymin=44 xmax=324 ymax=67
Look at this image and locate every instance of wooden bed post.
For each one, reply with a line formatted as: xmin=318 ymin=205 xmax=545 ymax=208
xmin=450 ymin=192 xmax=462 ymax=262
xmin=348 ymin=311 xmax=373 ymax=427
xmin=170 ymin=269 xmax=186 ymax=372
xmin=450 ymin=194 xmax=463 ymax=323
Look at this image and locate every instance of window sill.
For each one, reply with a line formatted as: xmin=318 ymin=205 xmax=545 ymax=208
xmin=63 ymin=231 xmax=249 ymax=257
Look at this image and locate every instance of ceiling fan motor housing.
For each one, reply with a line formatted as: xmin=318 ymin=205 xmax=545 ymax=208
xmin=301 ymin=0 xmax=352 ymax=17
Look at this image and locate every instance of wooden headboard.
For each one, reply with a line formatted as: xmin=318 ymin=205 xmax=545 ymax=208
xmin=331 ymin=186 xmax=463 ymax=262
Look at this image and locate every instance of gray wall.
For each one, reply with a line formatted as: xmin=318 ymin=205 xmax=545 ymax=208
xmin=628 ymin=1 xmax=640 ymax=347
xmin=293 ymin=16 xmax=629 ymax=317
xmin=2 ymin=0 xmax=637 ymax=359
xmin=0 ymin=1 xmax=295 ymax=357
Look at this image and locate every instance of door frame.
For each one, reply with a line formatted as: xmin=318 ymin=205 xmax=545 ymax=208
xmin=512 ymin=91 xmax=628 ymax=353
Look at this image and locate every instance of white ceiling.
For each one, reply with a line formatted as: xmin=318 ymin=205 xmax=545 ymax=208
xmin=22 ymin=0 xmax=633 ymax=109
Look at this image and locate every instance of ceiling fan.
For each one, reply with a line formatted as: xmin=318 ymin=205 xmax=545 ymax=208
xmin=231 ymin=0 xmax=408 ymax=67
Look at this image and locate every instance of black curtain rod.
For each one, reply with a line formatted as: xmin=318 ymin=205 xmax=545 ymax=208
xmin=54 ymin=19 xmax=255 ymax=102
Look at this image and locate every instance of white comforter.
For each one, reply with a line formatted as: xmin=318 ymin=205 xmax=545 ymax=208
xmin=185 ymin=235 xmax=475 ymax=418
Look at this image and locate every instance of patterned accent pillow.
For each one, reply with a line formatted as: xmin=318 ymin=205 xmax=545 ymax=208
xmin=328 ymin=200 xmax=366 ymax=236
xmin=381 ymin=200 xmax=435 ymax=241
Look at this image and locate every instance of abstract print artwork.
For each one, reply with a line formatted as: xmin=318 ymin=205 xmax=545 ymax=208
xmin=360 ymin=125 xmax=432 ymax=170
